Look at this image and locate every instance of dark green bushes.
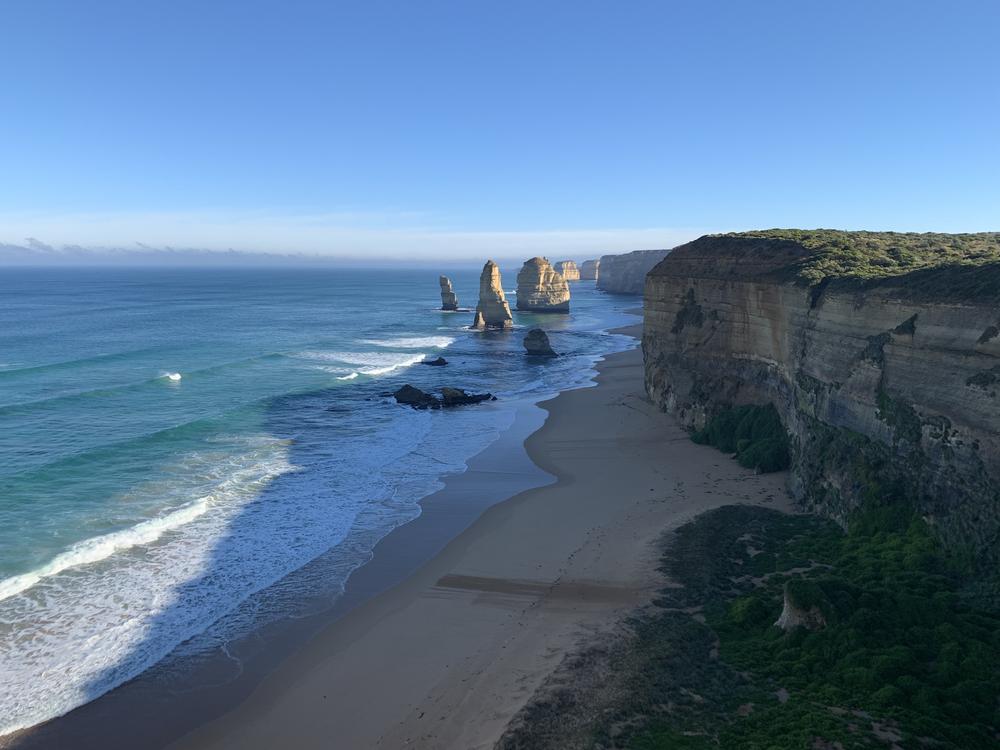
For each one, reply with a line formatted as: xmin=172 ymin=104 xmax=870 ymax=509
xmin=692 ymin=403 xmax=790 ymax=472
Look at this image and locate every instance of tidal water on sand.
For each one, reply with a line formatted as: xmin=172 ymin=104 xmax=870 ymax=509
xmin=0 ymin=266 xmax=635 ymax=734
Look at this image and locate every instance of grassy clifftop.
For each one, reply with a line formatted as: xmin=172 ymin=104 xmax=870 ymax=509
xmin=658 ymin=229 xmax=1000 ymax=300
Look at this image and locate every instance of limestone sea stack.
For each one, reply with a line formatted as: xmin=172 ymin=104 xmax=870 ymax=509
xmin=515 ymin=257 xmax=570 ymax=313
xmin=439 ymin=275 xmax=458 ymax=310
xmin=580 ymin=259 xmax=600 ymax=280
xmin=554 ymin=260 xmax=580 ymax=281
xmin=523 ymin=328 xmax=557 ymax=356
xmin=471 ymin=260 xmax=513 ymax=329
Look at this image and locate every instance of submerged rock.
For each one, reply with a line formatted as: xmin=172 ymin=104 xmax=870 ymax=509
xmin=421 ymin=356 xmax=448 ymax=366
xmin=515 ymin=257 xmax=570 ymax=313
xmin=471 ymin=260 xmax=514 ymax=329
xmin=439 ymin=275 xmax=458 ymax=311
xmin=393 ymin=384 xmax=440 ymax=409
xmin=554 ymin=260 xmax=580 ymax=281
xmin=580 ymin=259 xmax=600 ymax=280
xmin=523 ymin=328 xmax=557 ymax=356
xmin=440 ymin=387 xmax=496 ymax=406
xmin=393 ymin=384 xmax=496 ymax=409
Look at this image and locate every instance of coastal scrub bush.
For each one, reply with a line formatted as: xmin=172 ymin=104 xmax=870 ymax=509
xmin=692 ymin=404 xmax=790 ymax=472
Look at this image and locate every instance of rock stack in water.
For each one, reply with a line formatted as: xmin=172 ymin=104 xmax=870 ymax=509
xmin=523 ymin=328 xmax=557 ymax=356
xmin=515 ymin=257 xmax=570 ymax=313
xmin=580 ymin=259 xmax=600 ymax=281
xmin=554 ymin=260 xmax=580 ymax=281
xmin=439 ymin=276 xmax=458 ymax=310
xmin=471 ymin=260 xmax=513 ymax=329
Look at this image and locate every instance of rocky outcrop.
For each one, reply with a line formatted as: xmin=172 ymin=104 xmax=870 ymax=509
xmin=439 ymin=276 xmax=458 ymax=310
xmin=393 ymin=384 xmax=496 ymax=409
xmin=516 ymin=257 xmax=570 ymax=312
xmin=472 ymin=260 xmax=513 ymax=329
xmin=554 ymin=260 xmax=580 ymax=281
xmin=642 ymin=230 xmax=1000 ymax=567
xmin=598 ymin=248 xmax=671 ymax=294
xmin=774 ymin=582 xmax=827 ymax=632
xmin=580 ymin=259 xmax=600 ymax=281
xmin=421 ymin=356 xmax=447 ymax=367
xmin=523 ymin=328 xmax=557 ymax=356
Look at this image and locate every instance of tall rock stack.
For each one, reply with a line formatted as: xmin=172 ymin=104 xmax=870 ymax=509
xmin=516 ymin=257 xmax=570 ymax=313
xmin=439 ymin=275 xmax=458 ymax=310
xmin=580 ymin=259 xmax=600 ymax=281
xmin=554 ymin=260 xmax=580 ymax=281
xmin=471 ymin=260 xmax=513 ymax=329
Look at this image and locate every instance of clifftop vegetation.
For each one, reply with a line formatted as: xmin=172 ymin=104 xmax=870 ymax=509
xmin=674 ymin=230 xmax=1000 ymax=300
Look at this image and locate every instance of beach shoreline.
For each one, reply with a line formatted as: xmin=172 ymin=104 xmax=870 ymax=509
xmin=167 ymin=324 xmax=791 ymax=750
xmin=7 ymin=321 xmax=791 ymax=749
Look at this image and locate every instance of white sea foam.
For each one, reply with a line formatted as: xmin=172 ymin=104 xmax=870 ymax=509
xmin=0 ymin=498 xmax=210 ymax=604
xmin=360 ymin=335 xmax=455 ymax=349
xmin=297 ymin=350 xmax=428 ymax=376
xmin=0 ymin=435 xmax=298 ymax=735
xmin=336 ymin=372 xmax=359 ymax=380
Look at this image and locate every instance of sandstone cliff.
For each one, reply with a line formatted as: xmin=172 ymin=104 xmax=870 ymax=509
xmin=554 ymin=260 xmax=580 ymax=281
xmin=643 ymin=230 xmax=1000 ymax=567
xmin=580 ymin=259 xmax=600 ymax=281
xmin=516 ymin=257 xmax=570 ymax=313
xmin=472 ymin=260 xmax=513 ymax=329
xmin=439 ymin=275 xmax=458 ymax=310
xmin=597 ymin=248 xmax=671 ymax=294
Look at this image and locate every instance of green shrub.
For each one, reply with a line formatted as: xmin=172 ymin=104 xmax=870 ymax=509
xmin=692 ymin=404 xmax=791 ymax=472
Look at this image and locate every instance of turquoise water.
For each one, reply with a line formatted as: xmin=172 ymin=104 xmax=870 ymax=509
xmin=0 ymin=266 xmax=635 ymax=733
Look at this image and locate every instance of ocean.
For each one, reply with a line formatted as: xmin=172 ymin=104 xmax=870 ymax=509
xmin=0 ymin=266 xmax=636 ymax=734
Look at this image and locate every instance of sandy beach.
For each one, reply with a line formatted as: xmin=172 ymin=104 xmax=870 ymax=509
xmin=165 ymin=326 xmax=791 ymax=750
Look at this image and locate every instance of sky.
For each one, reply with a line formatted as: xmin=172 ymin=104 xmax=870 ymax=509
xmin=1 ymin=0 xmax=998 ymax=263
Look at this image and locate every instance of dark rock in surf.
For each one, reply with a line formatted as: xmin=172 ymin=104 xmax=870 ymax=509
xmin=523 ymin=328 xmax=558 ymax=357
xmin=393 ymin=385 xmax=440 ymax=409
xmin=421 ymin=356 xmax=448 ymax=366
xmin=440 ymin=387 xmax=496 ymax=407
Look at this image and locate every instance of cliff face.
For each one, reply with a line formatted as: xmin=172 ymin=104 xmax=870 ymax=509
xmin=554 ymin=260 xmax=580 ymax=281
xmin=643 ymin=231 xmax=1000 ymax=561
xmin=472 ymin=260 xmax=513 ymax=329
xmin=597 ymin=248 xmax=671 ymax=294
xmin=516 ymin=257 xmax=570 ymax=312
xmin=439 ymin=275 xmax=458 ymax=310
xmin=580 ymin=259 xmax=600 ymax=281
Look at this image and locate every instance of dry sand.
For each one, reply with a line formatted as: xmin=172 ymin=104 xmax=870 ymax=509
xmin=172 ymin=335 xmax=791 ymax=750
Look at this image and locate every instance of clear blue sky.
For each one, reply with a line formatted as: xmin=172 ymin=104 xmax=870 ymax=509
xmin=1 ymin=0 xmax=997 ymax=260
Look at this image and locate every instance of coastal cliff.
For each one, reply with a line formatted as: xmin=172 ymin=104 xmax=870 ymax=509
xmin=516 ymin=257 xmax=570 ymax=312
xmin=579 ymin=259 xmax=600 ymax=280
xmin=597 ymin=248 xmax=671 ymax=294
xmin=643 ymin=230 xmax=1000 ymax=567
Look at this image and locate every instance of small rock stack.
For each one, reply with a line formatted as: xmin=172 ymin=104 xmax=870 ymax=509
xmin=439 ymin=276 xmax=458 ymax=311
xmin=580 ymin=259 xmax=600 ymax=281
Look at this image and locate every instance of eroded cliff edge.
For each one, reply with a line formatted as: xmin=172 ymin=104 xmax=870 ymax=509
xmin=643 ymin=230 xmax=1000 ymax=570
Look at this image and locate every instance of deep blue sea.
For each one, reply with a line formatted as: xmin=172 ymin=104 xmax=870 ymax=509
xmin=0 ymin=266 xmax=635 ymax=733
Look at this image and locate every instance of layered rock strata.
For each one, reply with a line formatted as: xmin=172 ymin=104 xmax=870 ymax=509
xmin=439 ymin=275 xmax=458 ymax=310
xmin=580 ymin=259 xmax=600 ymax=280
xmin=597 ymin=248 xmax=671 ymax=294
xmin=471 ymin=260 xmax=513 ymax=329
xmin=642 ymin=230 xmax=1000 ymax=564
xmin=554 ymin=260 xmax=580 ymax=281
xmin=515 ymin=257 xmax=570 ymax=312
